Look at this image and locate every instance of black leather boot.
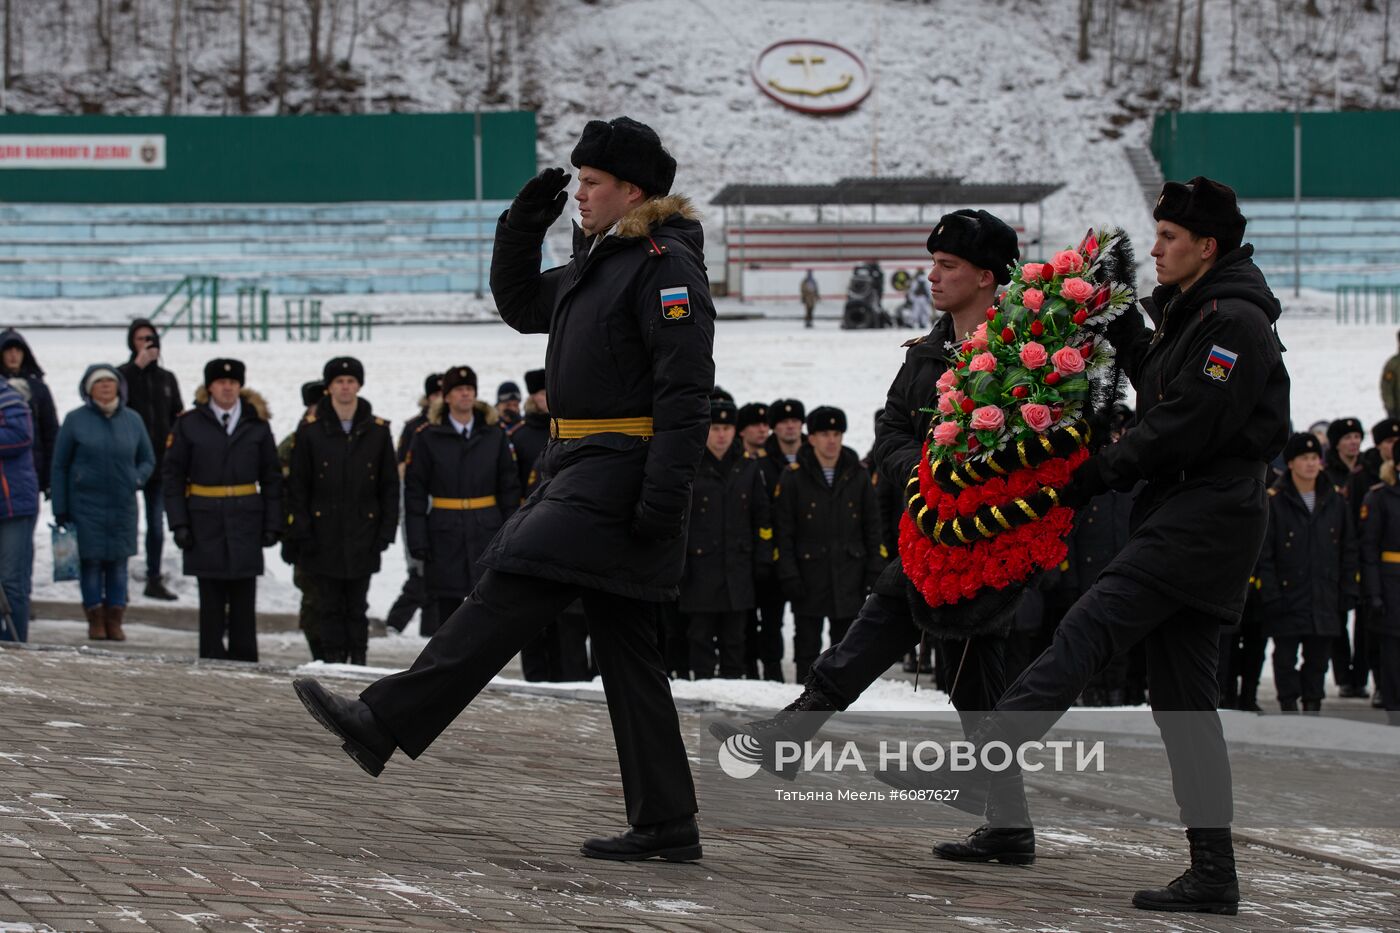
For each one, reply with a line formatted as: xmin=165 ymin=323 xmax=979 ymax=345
xmin=349 ymin=648 xmax=367 ymax=667
xmin=292 ymin=678 xmax=396 ymax=777
xmin=933 ymin=772 xmax=1036 ymax=865
xmin=1132 ymin=828 xmax=1239 ymax=915
xmin=1302 ymin=698 xmax=1321 ymax=714
xmin=144 ymin=575 xmax=178 ymax=601
xmin=580 ymin=815 xmax=702 ymax=862
xmin=1279 ymin=697 xmax=1299 ymax=713
xmin=707 ymin=677 xmax=839 ymax=779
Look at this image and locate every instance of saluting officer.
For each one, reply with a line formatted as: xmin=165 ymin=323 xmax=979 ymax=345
xmin=773 ymin=405 xmax=885 ymax=681
xmin=679 ymin=398 xmax=773 ymax=679
xmin=404 ymin=364 xmax=520 ymax=632
xmin=163 ymin=359 xmax=281 ymax=662
xmin=284 ymin=357 xmax=398 ymax=666
xmin=294 ymin=116 xmax=715 ymax=861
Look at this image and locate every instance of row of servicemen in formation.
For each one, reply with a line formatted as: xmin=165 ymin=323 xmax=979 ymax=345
xmin=2 ymin=314 xmax=1393 ymax=714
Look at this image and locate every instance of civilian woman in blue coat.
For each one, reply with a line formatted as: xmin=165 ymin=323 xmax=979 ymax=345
xmin=52 ymin=365 xmax=154 ymax=641
xmin=0 ymin=377 xmax=39 ymax=641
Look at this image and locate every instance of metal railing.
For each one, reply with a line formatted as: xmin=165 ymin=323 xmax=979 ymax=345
xmin=150 ymin=275 xmax=220 ymax=341
xmin=1336 ymin=284 xmax=1400 ymax=324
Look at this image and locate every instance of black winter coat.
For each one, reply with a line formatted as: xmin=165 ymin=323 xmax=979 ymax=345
xmin=397 ymin=408 xmax=429 ymax=463
xmin=510 ymin=406 xmax=551 ymax=495
xmin=874 ymin=312 xmax=955 ymax=491
xmin=483 ymin=194 xmax=716 ymax=601
xmin=285 ymin=396 xmax=398 ymax=579
xmin=162 ymin=388 xmax=282 ymax=579
xmin=774 ymin=445 xmax=886 ymax=618
xmin=1095 ymin=247 xmax=1291 ymax=622
xmin=0 ymin=328 xmax=59 ymax=494
xmin=1064 ymin=487 xmax=1136 ymax=595
xmin=678 ymin=445 xmax=772 ymax=613
xmin=1360 ymin=479 xmax=1400 ymax=637
xmin=1256 ymin=475 xmax=1358 ymax=637
xmin=404 ymin=399 xmax=520 ymax=599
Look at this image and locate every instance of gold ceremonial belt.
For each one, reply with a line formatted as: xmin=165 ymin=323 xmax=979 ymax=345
xmin=550 ymin=417 xmax=654 ymax=439
xmin=187 ymin=483 xmax=258 ymax=498
xmin=430 ymin=495 xmax=498 ymax=511
xmin=1382 ymin=551 xmax=1400 ymax=564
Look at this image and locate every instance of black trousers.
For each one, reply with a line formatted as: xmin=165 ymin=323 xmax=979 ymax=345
xmin=360 ymin=569 xmax=698 ymax=826
xmin=1272 ymin=634 xmax=1333 ymax=704
xmin=434 ymin=597 xmax=463 ymax=635
xmin=993 ymin=572 xmax=1232 ymax=828
xmin=687 ymin=611 xmax=746 ymax=679
xmin=1377 ymin=633 xmax=1400 ymax=714
xmin=197 ymin=577 xmax=257 ymax=662
xmin=293 ymin=566 xmax=322 ymax=661
xmin=311 ymin=574 xmax=372 ymax=663
xmin=520 ymin=610 xmax=593 ymax=682
xmin=794 ymin=615 xmax=854 ymax=683
xmin=809 ymin=591 xmax=1007 ymax=730
xmin=1350 ymin=609 xmax=1372 ymax=691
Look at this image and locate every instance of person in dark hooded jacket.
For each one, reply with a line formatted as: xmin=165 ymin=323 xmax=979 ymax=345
xmin=0 ymin=376 xmax=39 ymax=642
xmin=52 ymin=365 xmax=155 ymax=642
xmin=163 ymin=359 xmax=282 ymax=662
xmin=0 ymin=329 xmax=59 ymax=498
xmin=1256 ymin=433 xmax=1359 ymax=711
xmin=293 ymin=117 xmax=715 ymax=863
xmin=404 ymin=364 xmax=520 ymax=631
xmin=117 ymin=318 xmax=183 ymax=601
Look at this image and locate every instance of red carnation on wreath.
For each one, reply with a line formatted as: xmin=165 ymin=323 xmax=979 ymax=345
xmin=898 ymin=227 xmax=1136 ymax=639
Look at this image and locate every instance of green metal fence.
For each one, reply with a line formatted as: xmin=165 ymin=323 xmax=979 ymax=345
xmin=1151 ymin=111 xmax=1400 ymax=198
xmin=0 ymin=113 xmax=537 ymax=203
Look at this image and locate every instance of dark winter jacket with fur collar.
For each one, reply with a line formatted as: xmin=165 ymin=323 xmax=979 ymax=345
xmin=486 ymin=194 xmax=716 ymax=600
xmin=162 ymin=386 xmax=282 ymax=579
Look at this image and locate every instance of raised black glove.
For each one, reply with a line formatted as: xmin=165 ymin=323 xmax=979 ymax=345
xmin=1060 ymin=456 xmax=1109 ymax=510
xmin=261 ymin=530 xmax=280 ymax=548
xmin=507 ymin=167 xmax=571 ymax=233
xmin=1103 ymin=306 xmax=1147 ymax=354
xmin=173 ymin=526 xmax=194 ymax=550
xmin=631 ymin=502 xmax=683 ymax=542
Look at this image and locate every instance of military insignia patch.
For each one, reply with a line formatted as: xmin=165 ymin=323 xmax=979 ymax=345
xmin=1361 ymin=504 xmax=1370 ymax=520
xmin=1204 ymin=345 xmax=1238 ymax=383
xmin=659 ymin=286 xmax=691 ymax=321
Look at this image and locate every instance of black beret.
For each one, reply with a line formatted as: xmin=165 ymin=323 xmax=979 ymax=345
xmin=570 ymin=116 xmax=676 ymax=197
xmin=442 ymin=365 xmax=478 ymax=394
xmin=711 ymin=397 xmax=737 ymax=425
xmin=1283 ymin=432 xmax=1323 ymax=462
xmin=1327 ymin=417 xmax=1364 ymax=447
xmin=323 ymin=356 xmax=364 ymax=385
xmin=497 ymin=381 xmax=522 ymax=402
xmin=424 ymin=373 xmax=443 ymax=397
xmin=737 ymin=402 xmax=769 ymax=431
xmin=300 ymin=380 xmax=325 ymax=407
xmin=768 ymin=398 xmax=806 ymax=427
xmin=203 ymin=358 xmax=245 ymax=387
xmin=926 ymin=209 xmax=1020 ymax=285
xmin=806 ymin=405 xmax=847 ymax=434
xmin=524 ymin=368 xmax=546 ymax=395
xmin=1153 ymin=176 xmax=1247 ymax=256
xmin=1373 ymin=418 xmax=1400 ymax=446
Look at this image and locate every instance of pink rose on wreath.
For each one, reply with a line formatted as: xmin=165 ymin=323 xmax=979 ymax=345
xmin=1021 ymin=262 xmax=1044 ymax=283
xmin=969 ymin=352 xmax=998 ymax=373
xmin=1018 ymin=341 xmax=1048 ymax=369
xmin=937 ymin=389 xmax=967 ymax=415
xmin=932 ymin=421 xmax=962 ymax=447
xmin=1022 ymin=288 xmax=1045 ymax=312
xmin=1020 ymin=403 xmax=1053 ymax=433
xmin=1060 ymin=276 xmax=1094 ymax=304
xmin=969 ymin=406 xmax=1005 ymax=431
xmin=1051 ymin=249 xmax=1085 ymax=275
xmin=936 ymin=369 xmax=959 ymax=394
xmin=1052 ymin=345 xmax=1086 ymax=376
xmin=967 ymin=321 xmax=990 ymax=351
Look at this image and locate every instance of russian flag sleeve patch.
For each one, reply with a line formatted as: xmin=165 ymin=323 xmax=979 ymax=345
xmin=1203 ymin=345 xmax=1238 ymax=383
xmin=659 ymin=285 xmax=692 ymax=322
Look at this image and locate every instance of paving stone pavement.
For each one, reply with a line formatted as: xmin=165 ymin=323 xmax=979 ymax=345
xmin=1 ymin=644 xmax=1397 ymax=932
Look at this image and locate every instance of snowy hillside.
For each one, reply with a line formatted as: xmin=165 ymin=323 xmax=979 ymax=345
xmin=5 ymin=0 xmax=1400 ymax=256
